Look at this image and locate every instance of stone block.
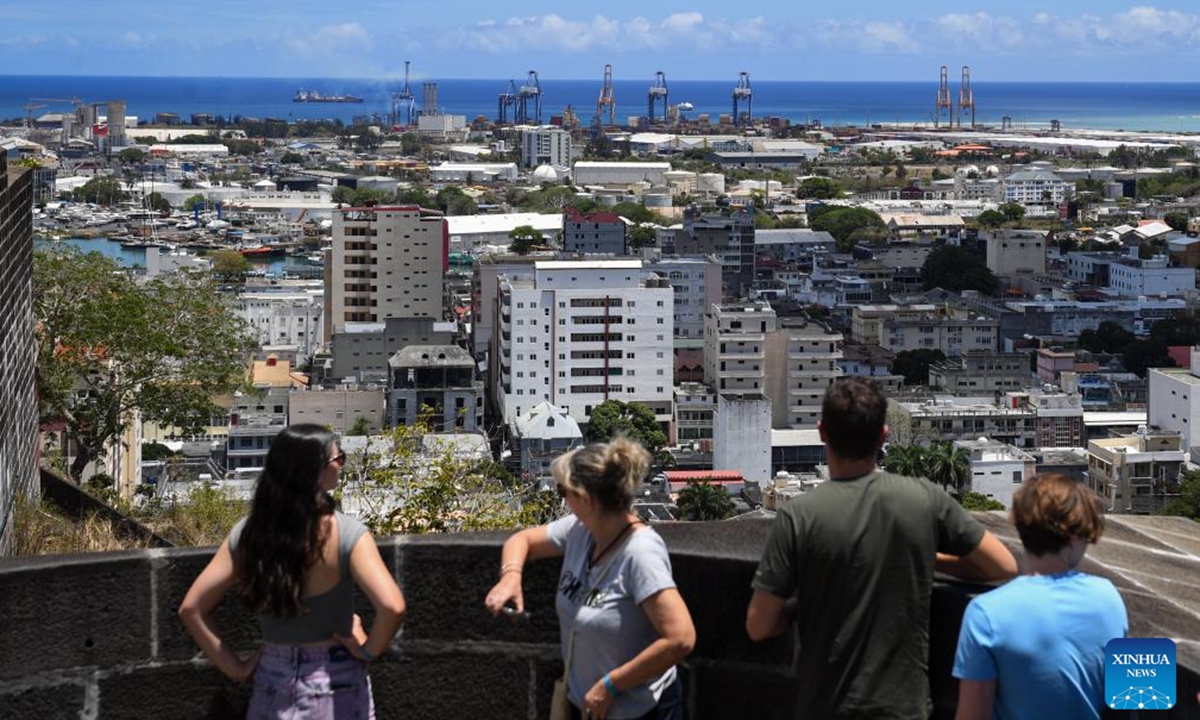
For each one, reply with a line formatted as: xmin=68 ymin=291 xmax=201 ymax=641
xmin=670 ymin=552 xmax=785 ymax=664
xmin=0 ymin=554 xmax=152 ymax=679
xmin=97 ymin=663 xmax=250 ymax=720
xmin=399 ymin=535 xmax=562 ymax=645
xmin=155 ymin=548 xmax=260 ymax=662
xmin=689 ymin=660 xmax=794 ymax=720
xmin=369 ymin=649 xmax=530 ymax=719
xmin=0 ymin=681 xmax=85 ymax=720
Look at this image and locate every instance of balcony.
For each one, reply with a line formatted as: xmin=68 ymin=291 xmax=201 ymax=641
xmin=1 ymin=518 xmax=1196 ymax=719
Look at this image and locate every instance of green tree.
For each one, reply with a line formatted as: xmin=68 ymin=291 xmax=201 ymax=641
xmin=338 ymin=417 xmax=561 ymax=535
xmin=921 ymin=246 xmax=999 ymax=294
xmin=959 ymin=492 xmax=1006 ymax=511
xmin=627 ymin=225 xmax=657 ymax=250
xmin=1078 ymin=321 xmax=1135 ymax=353
xmin=675 ymin=479 xmax=735 ymax=521
xmin=585 ymin=400 xmax=667 ymax=460
xmin=1150 ymin=311 xmax=1200 ymax=347
xmin=1120 ymin=339 xmax=1175 ymax=378
xmin=610 ymin=202 xmax=658 ymax=225
xmin=118 ymin=148 xmax=147 ymax=164
xmin=34 ymin=247 xmax=253 ymax=481
xmin=808 ymin=206 xmax=886 ymax=252
xmin=73 ymin=176 xmax=127 ymax=206
xmin=999 ymin=202 xmax=1026 ymax=224
xmin=891 ymin=349 xmax=947 ymax=385
xmin=210 ymin=249 xmax=252 ymax=281
xmin=508 ymin=225 xmax=542 ymax=255
xmin=346 ymin=416 xmax=373 ymax=437
xmin=399 ymin=132 xmax=422 ymax=156
xmin=184 ymin=194 xmax=208 ymax=212
xmin=882 ymin=444 xmax=929 ymax=478
xmin=146 ymin=192 xmax=171 ymax=214
xmin=1161 ymin=468 xmax=1200 ymax=521
xmin=797 ymin=177 xmax=843 ymax=199
xmin=280 ymin=151 xmax=304 ymax=164
xmin=1164 ymin=212 xmax=1191 ymax=232
xmin=977 ymin=210 xmax=1006 ymax=229
xmin=923 ymin=442 xmax=971 ymax=496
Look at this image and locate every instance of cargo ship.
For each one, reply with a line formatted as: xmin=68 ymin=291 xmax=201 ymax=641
xmin=293 ymin=89 xmax=364 ymax=103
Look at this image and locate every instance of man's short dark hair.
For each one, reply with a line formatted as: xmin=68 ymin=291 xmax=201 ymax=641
xmin=821 ymin=378 xmax=887 ymax=460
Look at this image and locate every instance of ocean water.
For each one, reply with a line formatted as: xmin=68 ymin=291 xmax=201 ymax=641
xmin=39 ymin=237 xmax=291 ymax=275
xmin=3 ymin=75 xmax=1200 ymax=133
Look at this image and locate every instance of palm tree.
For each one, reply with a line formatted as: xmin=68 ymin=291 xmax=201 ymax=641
xmin=923 ymin=442 xmax=971 ymax=496
xmin=675 ymin=479 xmax=735 ymax=521
xmin=882 ymin=444 xmax=928 ymax=479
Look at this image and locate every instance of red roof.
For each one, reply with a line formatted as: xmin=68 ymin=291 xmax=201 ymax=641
xmin=565 ymin=207 xmax=623 ymax=224
xmin=664 ymin=470 xmax=745 ymax=483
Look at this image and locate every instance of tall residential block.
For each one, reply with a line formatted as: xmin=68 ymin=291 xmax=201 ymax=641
xmin=563 ymin=208 xmax=626 ymax=255
xmin=0 ymin=155 xmax=36 ymax=552
xmin=764 ymin=318 xmax=843 ymax=429
xmin=521 ymin=127 xmax=572 ymax=168
xmin=704 ymin=302 xmax=775 ymax=396
xmin=493 ymin=260 xmax=674 ymax=427
xmin=673 ymin=206 xmax=755 ymax=298
xmin=327 ymin=206 xmax=447 ymax=333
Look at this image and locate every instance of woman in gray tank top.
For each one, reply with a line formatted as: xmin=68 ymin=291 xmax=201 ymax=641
xmin=485 ymin=437 xmax=696 ymax=720
xmin=180 ymin=424 xmax=406 ymax=719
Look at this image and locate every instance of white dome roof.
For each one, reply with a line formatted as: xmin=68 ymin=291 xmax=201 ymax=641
xmin=532 ymin=165 xmax=558 ymax=182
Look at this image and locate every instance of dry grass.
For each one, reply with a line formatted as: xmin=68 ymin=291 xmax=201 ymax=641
xmin=9 ymin=495 xmax=151 ymax=556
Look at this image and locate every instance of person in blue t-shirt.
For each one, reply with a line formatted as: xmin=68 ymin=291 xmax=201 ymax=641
xmin=953 ymin=472 xmax=1128 ymax=720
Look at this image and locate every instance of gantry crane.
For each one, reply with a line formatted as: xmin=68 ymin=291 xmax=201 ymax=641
xmin=516 ymin=70 xmax=542 ymax=125
xmin=497 ymin=80 xmax=517 ymax=124
xmin=732 ymin=72 xmax=753 ymax=127
xmin=957 ymin=66 xmax=976 ymax=129
xmin=935 ymin=66 xmax=952 ymax=128
xmin=595 ymin=64 xmax=616 ymax=128
xmin=648 ymin=71 xmax=668 ymax=124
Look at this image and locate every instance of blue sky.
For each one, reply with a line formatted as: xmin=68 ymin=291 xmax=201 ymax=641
xmin=4 ymin=1 xmax=1200 ymax=81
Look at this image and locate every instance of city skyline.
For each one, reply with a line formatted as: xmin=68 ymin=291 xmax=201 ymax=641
xmin=3 ymin=2 xmax=1200 ymax=82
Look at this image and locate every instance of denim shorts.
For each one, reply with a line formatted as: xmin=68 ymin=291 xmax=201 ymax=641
xmin=248 ymin=645 xmax=375 ymax=720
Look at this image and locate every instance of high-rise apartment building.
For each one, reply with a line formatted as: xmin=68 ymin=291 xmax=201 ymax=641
xmin=521 ymin=127 xmax=572 ymax=168
xmin=764 ymin=318 xmax=843 ymax=429
xmin=493 ymin=260 xmax=674 ymax=427
xmin=0 ymin=155 xmax=36 ymax=552
xmin=327 ymin=206 xmax=447 ymax=333
xmin=672 ymin=206 xmax=755 ymax=298
xmin=704 ymin=302 xmax=775 ymax=396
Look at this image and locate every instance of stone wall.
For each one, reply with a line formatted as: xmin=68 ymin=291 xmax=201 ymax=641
xmin=0 ymin=517 xmax=1197 ymax=719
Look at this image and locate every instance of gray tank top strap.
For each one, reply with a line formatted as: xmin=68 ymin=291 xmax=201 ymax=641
xmin=335 ymin=512 xmax=368 ymax=581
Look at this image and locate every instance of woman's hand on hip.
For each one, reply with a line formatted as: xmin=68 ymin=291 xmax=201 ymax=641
xmin=583 ymin=677 xmax=617 ymax=719
xmin=226 ymin=648 xmax=263 ymax=683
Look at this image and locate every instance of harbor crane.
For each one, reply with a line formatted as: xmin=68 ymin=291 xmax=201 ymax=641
xmin=957 ymin=66 xmax=976 ymax=129
xmin=595 ymin=64 xmax=616 ymax=128
xmin=648 ymin=71 xmax=668 ymax=124
xmin=497 ymin=80 xmax=517 ymax=124
xmin=391 ymin=61 xmax=417 ymax=128
xmin=516 ymin=70 xmax=542 ymax=125
xmin=732 ymin=72 xmax=753 ymax=127
xmin=935 ymin=66 xmax=952 ymax=127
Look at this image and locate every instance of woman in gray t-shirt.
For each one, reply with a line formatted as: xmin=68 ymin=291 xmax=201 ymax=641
xmin=485 ymin=437 xmax=696 ymax=720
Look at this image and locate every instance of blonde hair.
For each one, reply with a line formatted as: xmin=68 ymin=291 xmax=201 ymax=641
xmin=552 ymin=436 xmax=650 ymax=513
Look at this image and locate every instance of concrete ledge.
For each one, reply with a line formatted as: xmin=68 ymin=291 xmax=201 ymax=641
xmin=0 ymin=515 xmax=1196 ymax=719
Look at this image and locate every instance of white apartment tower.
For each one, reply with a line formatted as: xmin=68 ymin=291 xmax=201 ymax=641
xmin=494 ymin=260 xmax=674 ymax=427
xmin=328 ymin=206 xmax=446 ymax=332
xmin=521 ymin=127 xmax=572 ymax=169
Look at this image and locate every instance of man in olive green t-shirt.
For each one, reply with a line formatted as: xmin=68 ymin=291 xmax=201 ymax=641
xmin=746 ymin=378 xmax=1017 ymax=720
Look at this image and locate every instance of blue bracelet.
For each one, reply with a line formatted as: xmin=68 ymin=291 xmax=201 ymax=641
xmin=603 ymin=673 xmax=622 ymax=697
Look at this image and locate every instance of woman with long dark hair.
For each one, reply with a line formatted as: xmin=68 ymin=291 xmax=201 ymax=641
xmin=485 ymin=436 xmax=695 ymax=720
xmin=180 ymin=424 xmax=405 ymax=718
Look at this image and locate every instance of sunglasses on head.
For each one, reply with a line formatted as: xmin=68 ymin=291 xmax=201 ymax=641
xmin=329 ymin=451 xmax=347 ymax=466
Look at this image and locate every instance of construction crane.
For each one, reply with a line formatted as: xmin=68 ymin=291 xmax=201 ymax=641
xmin=648 ymin=71 xmax=668 ymax=124
xmin=497 ymin=80 xmax=517 ymax=124
xmin=595 ymin=64 xmax=616 ymax=128
xmin=957 ymin=66 xmax=976 ymax=129
xmin=732 ymin=72 xmax=753 ymax=127
xmin=516 ymin=70 xmax=542 ymax=125
xmin=935 ymin=66 xmax=952 ymax=128
xmin=391 ymin=61 xmax=417 ymax=128
xmin=23 ymin=102 xmax=47 ymax=131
